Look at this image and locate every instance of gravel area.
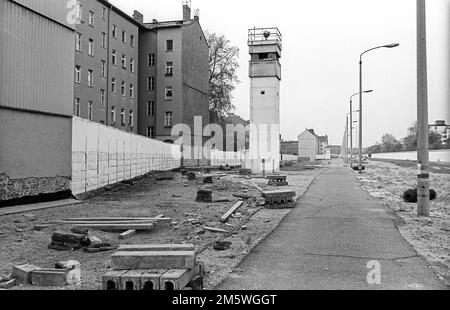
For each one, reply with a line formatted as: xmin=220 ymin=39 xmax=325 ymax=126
xmin=356 ymin=160 xmax=450 ymax=287
xmin=0 ymin=166 xmax=325 ymax=290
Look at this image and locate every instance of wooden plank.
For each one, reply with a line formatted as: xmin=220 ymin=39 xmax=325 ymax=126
xmin=118 ymin=244 xmax=195 ymax=252
xmin=62 ymin=217 xmax=171 ymax=222
xmin=203 ymin=226 xmax=230 ymax=234
xmin=220 ymin=201 xmax=244 ymax=223
xmin=73 ymin=223 xmax=154 ymax=231
xmin=52 ymin=220 xmax=157 ymax=225
xmin=119 ymin=230 xmax=137 ymax=240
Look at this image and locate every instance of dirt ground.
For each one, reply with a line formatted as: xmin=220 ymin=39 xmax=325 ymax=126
xmin=356 ymin=160 xmax=450 ymax=287
xmin=0 ymin=165 xmax=325 ymax=290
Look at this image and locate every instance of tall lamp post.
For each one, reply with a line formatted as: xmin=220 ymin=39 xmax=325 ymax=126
xmin=359 ymin=43 xmax=399 ymax=173
xmin=350 ymin=90 xmax=373 ymax=167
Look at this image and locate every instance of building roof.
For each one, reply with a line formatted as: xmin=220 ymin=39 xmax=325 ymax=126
xmin=143 ymin=19 xmax=196 ymax=30
xmin=97 ymin=0 xmax=145 ymax=28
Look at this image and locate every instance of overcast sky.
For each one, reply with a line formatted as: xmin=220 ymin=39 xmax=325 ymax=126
xmin=111 ymin=0 xmax=449 ymax=147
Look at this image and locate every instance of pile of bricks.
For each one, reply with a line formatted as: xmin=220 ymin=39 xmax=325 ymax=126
xmin=196 ymin=190 xmax=212 ymax=203
xmin=267 ymin=175 xmax=288 ymax=186
xmin=102 ymin=244 xmax=204 ymax=290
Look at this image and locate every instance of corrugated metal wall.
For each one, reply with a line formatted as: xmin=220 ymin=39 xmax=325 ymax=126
xmin=0 ymin=0 xmax=74 ymax=116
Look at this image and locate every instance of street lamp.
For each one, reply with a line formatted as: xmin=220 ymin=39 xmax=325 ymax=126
xmin=350 ymin=90 xmax=373 ymax=167
xmin=358 ymin=43 xmax=399 ymax=173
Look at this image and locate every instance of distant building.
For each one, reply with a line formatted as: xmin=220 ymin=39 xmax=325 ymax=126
xmin=281 ymin=140 xmax=298 ymax=155
xmin=138 ymin=3 xmax=209 ymax=145
xmin=317 ymin=135 xmax=329 ymax=155
xmin=298 ymin=129 xmax=319 ymax=160
xmin=213 ymin=113 xmax=250 ymax=152
xmin=1 ymin=0 xmax=75 ymax=201
xmin=328 ymin=145 xmax=342 ymax=155
xmin=429 ymin=120 xmax=449 ymax=144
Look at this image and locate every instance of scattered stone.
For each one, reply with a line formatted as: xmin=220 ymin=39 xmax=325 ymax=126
xmin=203 ymin=176 xmax=213 ymax=184
xmin=33 ymin=225 xmax=51 ymax=231
xmin=213 ymin=241 xmax=232 ymax=251
xmin=71 ymin=228 xmax=89 ymax=235
xmin=187 ymin=172 xmax=197 ymax=181
xmin=241 ymin=226 xmax=248 ymax=230
xmin=195 ymin=229 xmax=206 ymax=235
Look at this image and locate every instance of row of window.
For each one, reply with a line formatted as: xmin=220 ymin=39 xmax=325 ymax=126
xmin=74 ymin=97 xmax=134 ymax=124
xmin=80 ymin=6 xmax=135 ymax=48
xmin=111 ymin=78 xmax=135 ymax=98
xmin=147 ymin=54 xmax=174 ymax=77
xmin=111 ymin=50 xmax=135 ymax=72
xmin=110 ymin=106 xmax=134 ymax=127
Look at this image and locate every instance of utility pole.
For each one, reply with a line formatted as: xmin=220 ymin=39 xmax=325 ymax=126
xmin=417 ymin=0 xmax=430 ymax=217
xmin=345 ymin=117 xmax=349 ymax=164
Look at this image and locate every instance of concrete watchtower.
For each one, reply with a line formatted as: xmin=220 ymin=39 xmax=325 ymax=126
xmin=247 ymin=27 xmax=282 ymax=174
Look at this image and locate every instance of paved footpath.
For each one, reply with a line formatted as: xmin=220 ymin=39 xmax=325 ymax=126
xmin=217 ymin=166 xmax=447 ymax=290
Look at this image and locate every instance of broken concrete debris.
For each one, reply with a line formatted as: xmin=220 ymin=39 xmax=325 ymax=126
xmin=213 ymin=241 xmax=232 ymax=251
xmin=187 ymin=172 xmax=197 ymax=181
xmin=262 ymin=190 xmax=296 ymax=206
xmin=103 ymin=244 xmax=204 ymax=290
xmin=203 ymin=176 xmax=213 ymax=184
xmin=13 ymin=264 xmax=41 ymax=285
xmin=203 ymin=226 xmax=230 ymax=234
xmin=49 ymin=231 xmax=89 ymax=251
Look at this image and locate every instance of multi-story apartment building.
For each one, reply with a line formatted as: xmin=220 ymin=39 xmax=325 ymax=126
xmin=138 ymin=2 xmax=209 ymax=144
xmin=74 ymin=0 xmax=141 ymax=133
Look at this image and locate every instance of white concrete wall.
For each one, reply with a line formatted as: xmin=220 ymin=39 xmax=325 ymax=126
xmin=210 ymin=149 xmax=246 ymax=167
xmin=281 ymin=154 xmax=298 ymax=162
xmin=72 ymin=117 xmax=181 ymax=195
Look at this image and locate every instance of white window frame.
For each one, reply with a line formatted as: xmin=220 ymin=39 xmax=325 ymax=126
xmin=130 ymin=58 xmax=135 ymax=73
xmin=165 ymin=112 xmax=173 ymax=127
xmin=112 ymin=25 xmax=117 ymax=39
xmin=74 ymin=98 xmax=80 ymax=116
xmin=165 ymin=86 xmax=173 ymax=101
xmin=101 ymin=32 xmax=106 ymax=48
xmin=166 ymin=40 xmax=173 ymax=51
xmin=147 ymin=126 xmax=154 ymax=138
xmin=101 ymin=60 xmax=106 ymax=77
xmin=129 ymin=110 xmax=134 ymax=126
xmin=148 ymin=54 xmax=155 ymax=66
xmin=88 ymin=11 xmax=94 ymax=26
xmin=121 ymin=81 xmax=126 ymax=96
xmin=165 ymin=62 xmax=173 ymax=76
xmin=147 ymin=77 xmax=155 ymax=91
xmin=88 ymin=101 xmax=93 ymax=120
xmin=75 ymin=32 xmax=82 ymax=52
xmin=100 ymin=89 xmax=105 ymax=107
xmin=120 ymin=108 xmax=125 ymax=125
xmin=75 ymin=65 xmax=81 ymax=83
xmin=122 ymin=30 xmax=127 ymax=43
xmin=87 ymin=69 xmax=93 ymax=87
xmin=111 ymin=78 xmax=116 ymax=93
xmin=121 ymin=54 xmax=126 ymax=69
xmin=111 ymin=106 xmax=116 ymax=123
xmin=112 ymin=49 xmax=116 ymax=65
xmin=130 ymin=35 xmax=135 ymax=47
xmin=88 ymin=38 xmax=94 ymax=56
xmin=129 ymin=84 xmax=135 ymax=98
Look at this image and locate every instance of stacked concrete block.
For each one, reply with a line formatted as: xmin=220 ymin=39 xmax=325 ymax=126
xmin=262 ymin=190 xmax=296 ymax=205
xmin=196 ymin=190 xmax=212 ymax=203
xmin=103 ymin=244 xmax=203 ymax=290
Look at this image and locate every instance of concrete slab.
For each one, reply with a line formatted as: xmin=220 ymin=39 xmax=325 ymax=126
xmin=111 ymin=251 xmax=196 ymax=270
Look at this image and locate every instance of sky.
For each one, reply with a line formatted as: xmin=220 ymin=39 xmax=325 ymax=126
xmin=111 ymin=0 xmax=449 ymax=147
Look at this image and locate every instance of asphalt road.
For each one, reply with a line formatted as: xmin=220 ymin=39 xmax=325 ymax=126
xmin=217 ymin=166 xmax=447 ymax=290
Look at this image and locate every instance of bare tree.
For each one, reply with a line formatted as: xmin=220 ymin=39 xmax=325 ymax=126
xmin=206 ymin=31 xmax=240 ymax=120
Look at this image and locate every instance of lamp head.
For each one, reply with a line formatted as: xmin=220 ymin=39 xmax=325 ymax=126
xmin=384 ymin=43 xmax=400 ymax=48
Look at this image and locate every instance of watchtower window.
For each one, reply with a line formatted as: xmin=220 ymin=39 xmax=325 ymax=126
xmin=258 ymin=53 xmax=269 ymax=60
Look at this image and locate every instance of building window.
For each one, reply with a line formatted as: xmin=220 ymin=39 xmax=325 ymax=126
xmin=129 ymin=84 xmax=135 ymax=98
xmin=111 ymin=106 xmax=116 ymax=123
xmin=122 ymin=30 xmax=126 ymax=43
xmin=166 ymin=40 xmax=173 ymax=51
xmin=111 ymin=78 xmax=116 ymax=93
xmin=102 ymin=7 xmax=106 ymax=20
xmin=87 ymin=70 xmax=93 ymax=87
xmin=101 ymin=60 xmax=106 ymax=77
xmin=121 ymin=81 xmax=126 ymax=96
xmin=112 ymin=25 xmax=117 ymax=38
xmin=88 ymin=38 xmax=94 ymax=56
xmin=121 ymin=54 xmax=126 ymax=69
xmin=129 ymin=110 xmax=134 ymax=126
xmin=147 ymin=101 xmax=155 ymax=116
xmin=130 ymin=58 xmax=135 ymax=73
xmin=88 ymin=11 xmax=94 ymax=26
xmin=165 ymin=86 xmax=173 ymax=100
xmin=78 ymin=4 xmax=83 ymax=22
xmin=75 ymin=65 xmax=81 ymax=83
xmin=74 ymin=98 xmax=80 ymax=117
xmin=147 ymin=126 xmax=155 ymax=138
xmin=120 ymin=108 xmax=125 ymax=125
xmin=148 ymin=54 xmax=155 ymax=66
xmin=88 ymin=101 xmax=93 ymax=120
xmin=165 ymin=112 xmax=173 ymax=127
xmin=75 ymin=32 xmax=82 ymax=52
xmin=147 ymin=77 xmax=155 ymax=91
xmin=101 ymin=32 xmax=106 ymax=48
xmin=112 ymin=49 xmax=116 ymax=65
xmin=165 ymin=62 xmax=173 ymax=76
xmin=100 ymin=89 xmax=105 ymax=107
xmin=130 ymin=35 xmax=135 ymax=48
